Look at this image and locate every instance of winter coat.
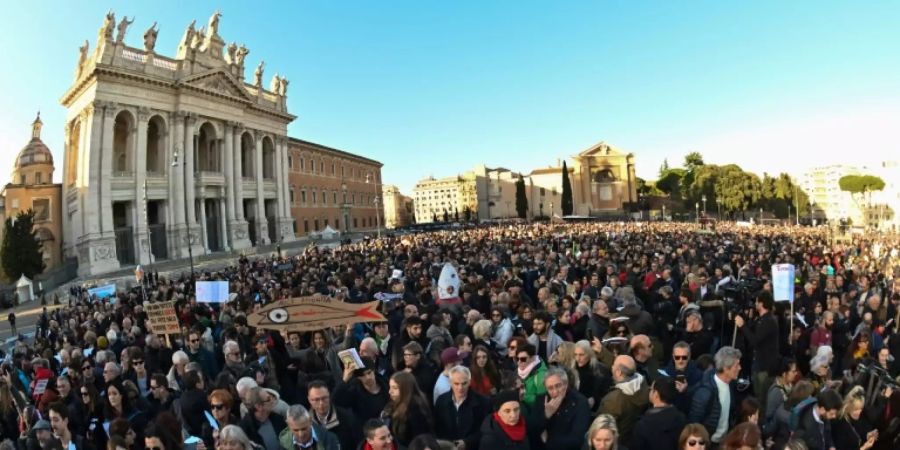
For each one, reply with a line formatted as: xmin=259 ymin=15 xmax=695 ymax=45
xmin=598 ymin=374 xmax=650 ymax=448
xmin=527 ymin=332 xmax=564 ymax=362
xmin=480 ymin=415 xmax=531 ymax=450
xmin=239 ymin=412 xmax=287 ymax=450
xmin=278 ymin=423 xmax=340 ymax=450
xmin=434 ymin=391 xmax=491 ymax=450
xmin=632 ymin=406 xmax=686 ymax=450
xmin=521 ymin=361 xmax=548 ymax=406
xmin=492 ymin=319 xmax=516 ymax=351
xmin=687 ymin=369 xmax=735 ymax=441
xmin=531 ymin=391 xmax=592 ymax=450
xmin=333 ymin=377 xmax=390 ymax=423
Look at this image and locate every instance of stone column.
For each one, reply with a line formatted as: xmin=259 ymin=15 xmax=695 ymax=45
xmin=274 ymin=138 xmax=285 ymax=240
xmin=199 ymin=196 xmax=208 ymax=252
xmin=219 ymin=198 xmax=230 ymax=251
xmin=99 ymin=102 xmax=117 ymax=235
xmin=171 ymin=112 xmax=186 ymax=226
xmin=134 ymin=107 xmax=150 ymax=264
xmin=84 ymin=103 xmax=104 ymax=237
xmin=278 ymin=138 xmax=296 ymax=242
xmin=223 ymin=122 xmax=235 ymax=222
xmin=184 ymin=114 xmax=197 ymax=227
xmin=255 ymin=132 xmax=269 ymax=245
xmin=233 ymin=125 xmax=245 ymax=219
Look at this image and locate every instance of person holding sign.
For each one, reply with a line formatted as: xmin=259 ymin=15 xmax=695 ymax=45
xmin=733 ymin=291 xmax=779 ymax=413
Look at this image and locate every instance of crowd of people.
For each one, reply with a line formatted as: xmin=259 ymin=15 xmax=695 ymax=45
xmin=1 ymin=221 xmax=900 ymax=450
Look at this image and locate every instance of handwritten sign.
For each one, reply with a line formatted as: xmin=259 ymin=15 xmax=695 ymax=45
xmin=145 ymin=301 xmax=181 ymax=335
xmin=771 ymin=264 xmax=796 ymax=303
xmin=248 ymin=295 xmax=386 ymax=332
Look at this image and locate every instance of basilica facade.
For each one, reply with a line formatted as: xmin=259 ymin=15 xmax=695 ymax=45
xmin=61 ymin=12 xmax=298 ymax=276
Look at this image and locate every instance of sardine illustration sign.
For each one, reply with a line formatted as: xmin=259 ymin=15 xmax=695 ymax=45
xmin=248 ymin=295 xmax=386 ymax=332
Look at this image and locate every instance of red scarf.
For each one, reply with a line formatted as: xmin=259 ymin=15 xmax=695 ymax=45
xmin=364 ymin=441 xmax=397 ymax=450
xmin=493 ymin=412 xmax=526 ymax=442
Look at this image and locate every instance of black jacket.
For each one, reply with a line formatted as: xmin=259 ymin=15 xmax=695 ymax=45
xmin=480 ymin=415 xmax=530 ymax=450
xmin=333 ymin=377 xmax=390 ymax=423
xmin=740 ymin=311 xmax=779 ymax=375
xmin=632 ymin=405 xmax=686 ymax=450
xmin=531 ymin=391 xmax=592 ymax=450
xmin=688 ymin=369 xmax=736 ymax=441
xmin=794 ymin=400 xmax=832 ymax=450
xmin=311 ymin=406 xmax=362 ymax=450
xmin=434 ymin=391 xmax=491 ymax=450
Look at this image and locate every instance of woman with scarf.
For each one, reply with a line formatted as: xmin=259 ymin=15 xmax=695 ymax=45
xmin=481 ymin=390 xmax=530 ymax=450
xmin=516 ymin=343 xmax=547 ymax=407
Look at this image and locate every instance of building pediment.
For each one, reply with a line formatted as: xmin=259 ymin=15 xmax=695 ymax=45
xmin=180 ymin=69 xmax=252 ymax=103
xmin=576 ymin=141 xmax=628 ymax=158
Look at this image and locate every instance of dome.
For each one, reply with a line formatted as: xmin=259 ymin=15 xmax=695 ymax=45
xmin=15 ymin=112 xmax=54 ymax=169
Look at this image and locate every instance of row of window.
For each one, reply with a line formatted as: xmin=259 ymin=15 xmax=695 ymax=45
xmin=7 ymin=197 xmax=52 ymax=222
xmin=299 ymin=216 xmax=376 ymax=233
xmin=287 ymin=153 xmax=378 ymax=183
xmin=17 ymin=172 xmax=49 ymax=185
xmin=288 ymin=188 xmax=374 ymax=207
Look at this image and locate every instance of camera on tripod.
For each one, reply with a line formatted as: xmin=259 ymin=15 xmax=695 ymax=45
xmin=857 ymin=360 xmax=899 ymax=390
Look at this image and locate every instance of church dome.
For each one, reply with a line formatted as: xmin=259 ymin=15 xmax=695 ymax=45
xmin=15 ymin=113 xmax=54 ymax=168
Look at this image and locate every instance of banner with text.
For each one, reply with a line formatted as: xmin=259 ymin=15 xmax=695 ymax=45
xmin=145 ymin=301 xmax=181 ymax=335
xmin=771 ymin=264 xmax=796 ymax=303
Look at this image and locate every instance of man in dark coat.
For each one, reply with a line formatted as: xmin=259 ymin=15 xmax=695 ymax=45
xmin=735 ymin=291 xmax=779 ymax=412
xmin=793 ymin=390 xmax=841 ymax=450
xmin=307 ymin=381 xmax=361 ymax=450
xmin=688 ymin=347 xmax=741 ymax=447
xmin=239 ymin=387 xmax=287 ymax=450
xmin=435 ymin=366 xmax=491 ymax=450
xmin=531 ymin=367 xmax=592 ymax=450
xmin=632 ymin=377 xmax=687 ymax=450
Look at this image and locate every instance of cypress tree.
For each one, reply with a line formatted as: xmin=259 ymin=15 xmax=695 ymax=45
xmin=561 ymin=161 xmax=574 ymax=216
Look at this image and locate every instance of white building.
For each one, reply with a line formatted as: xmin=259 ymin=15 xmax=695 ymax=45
xmin=60 ymin=11 xmax=295 ymax=276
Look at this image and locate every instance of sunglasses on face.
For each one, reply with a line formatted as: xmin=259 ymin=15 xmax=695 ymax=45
xmin=517 ymin=356 xmax=529 ymax=363
xmin=673 ymin=355 xmax=688 ymax=361
xmin=190 ymin=339 xmax=200 ymax=343
xmin=81 ymin=391 xmax=90 ymax=396
xmin=133 ymin=360 xmax=144 ymax=365
xmin=687 ymin=439 xmax=706 ymax=446
xmin=211 ymin=404 xmax=226 ymax=410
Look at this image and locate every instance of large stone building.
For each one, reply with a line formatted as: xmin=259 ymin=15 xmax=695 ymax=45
xmin=801 ymin=163 xmax=900 ymax=229
xmin=59 ymin=11 xmax=381 ymax=276
xmin=287 ymin=138 xmax=383 ymax=235
xmin=0 ymin=114 xmax=64 ymax=270
xmin=413 ymin=141 xmax=637 ymax=221
xmin=382 ymin=184 xmax=414 ymax=229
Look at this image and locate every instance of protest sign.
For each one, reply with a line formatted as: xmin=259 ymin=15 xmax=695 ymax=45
xmin=145 ymin=301 xmax=181 ymax=335
xmin=771 ymin=264 xmax=795 ymax=303
xmin=196 ymin=281 xmax=229 ymax=303
xmin=248 ymin=295 xmax=386 ymax=332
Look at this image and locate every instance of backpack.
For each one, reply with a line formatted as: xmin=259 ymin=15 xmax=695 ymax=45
xmin=789 ymin=398 xmax=817 ymax=432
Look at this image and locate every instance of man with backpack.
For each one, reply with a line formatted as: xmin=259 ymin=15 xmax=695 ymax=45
xmin=791 ymin=389 xmax=842 ymax=450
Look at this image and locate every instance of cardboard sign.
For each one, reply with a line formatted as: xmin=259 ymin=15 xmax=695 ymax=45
xmin=772 ymin=264 xmax=796 ymax=303
xmin=196 ymin=281 xmax=229 ymax=303
xmin=248 ymin=295 xmax=386 ymax=332
xmin=145 ymin=301 xmax=181 ymax=335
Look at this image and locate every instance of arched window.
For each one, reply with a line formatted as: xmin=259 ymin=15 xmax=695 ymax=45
xmin=262 ymin=137 xmax=275 ymax=179
xmin=65 ymin=119 xmax=81 ymax=186
xmin=113 ymin=110 xmax=135 ymax=173
xmin=241 ymin=133 xmax=255 ymax=178
xmin=146 ymin=116 xmax=166 ymax=174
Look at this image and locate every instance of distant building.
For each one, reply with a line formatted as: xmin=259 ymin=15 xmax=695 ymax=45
xmin=801 ymin=165 xmax=863 ymax=224
xmin=382 ymin=185 xmax=414 ymax=229
xmin=286 ymin=138 xmax=383 ymax=235
xmin=0 ymin=114 xmax=63 ymax=271
xmin=413 ymin=140 xmax=637 ymax=222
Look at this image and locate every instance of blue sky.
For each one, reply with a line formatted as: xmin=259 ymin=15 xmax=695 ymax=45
xmin=1 ymin=1 xmax=898 ymax=193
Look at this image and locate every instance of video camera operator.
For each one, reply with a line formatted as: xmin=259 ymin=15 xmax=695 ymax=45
xmin=734 ymin=291 xmax=779 ymax=412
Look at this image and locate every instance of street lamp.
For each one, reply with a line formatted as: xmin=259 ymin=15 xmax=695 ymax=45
xmin=365 ymin=173 xmax=381 ymax=239
xmin=171 ymin=149 xmax=195 ymax=283
xmin=716 ymin=199 xmax=721 ymax=219
xmin=695 ymin=202 xmax=699 ymax=222
xmin=549 ymin=202 xmax=554 ymax=222
xmin=341 ymin=180 xmax=348 ymax=232
xmin=701 ymin=194 xmax=707 ymax=215
xmin=661 ymin=204 xmax=666 ymax=221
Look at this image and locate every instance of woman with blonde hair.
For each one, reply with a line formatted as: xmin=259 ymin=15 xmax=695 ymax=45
xmin=585 ymin=414 xmax=619 ymax=450
xmin=832 ymin=385 xmax=878 ymax=450
xmin=550 ymin=341 xmax=580 ymax=392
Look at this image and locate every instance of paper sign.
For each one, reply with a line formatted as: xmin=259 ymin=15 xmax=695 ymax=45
xmin=248 ymin=295 xmax=386 ymax=332
xmin=196 ymin=281 xmax=229 ymax=303
xmin=87 ymin=284 xmax=116 ymax=300
xmin=772 ymin=264 xmax=796 ymax=303
xmin=145 ymin=301 xmax=181 ymax=335
xmin=33 ymin=379 xmax=49 ymax=395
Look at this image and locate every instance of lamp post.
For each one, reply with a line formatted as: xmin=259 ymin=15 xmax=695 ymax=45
xmin=661 ymin=204 xmax=666 ymax=221
xmin=172 ymin=149 xmax=195 ymax=283
xmin=716 ymin=199 xmax=721 ymax=219
xmin=695 ymin=202 xmax=699 ymax=222
xmin=549 ymin=202 xmax=554 ymax=222
xmin=701 ymin=194 xmax=707 ymax=215
xmin=365 ymin=173 xmax=381 ymax=239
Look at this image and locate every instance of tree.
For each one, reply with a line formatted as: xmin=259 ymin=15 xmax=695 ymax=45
xmin=684 ymin=152 xmax=705 ymax=173
xmin=463 ymin=206 xmax=472 ymax=222
xmin=659 ymin=158 xmax=670 ymax=177
xmin=561 ymin=161 xmax=573 ymax=216
xmin=840 ymin=174 xmax=886 ymax=226
xmin=443 ymin=209 xmax=449 ymax=222
xmin=515 ymin=176 xmax=528 ymax=219
xmin=656 ymin=168 xmax=685 ymax=198
xmin=454 ymin=208 xmax=459 ymax=222
xmin=1 ymin=210 xmax=46 ymax=283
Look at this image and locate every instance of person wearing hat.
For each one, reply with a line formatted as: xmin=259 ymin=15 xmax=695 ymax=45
xmin=20 ymin=419 xmax=61 ymax=450
xmin=480 ymin=390 xmax=529 ymax=450
xmin=333 ymin=357 xmax=389 ymax=423
xmin=432 ymin=347 xmax=462 ymax=402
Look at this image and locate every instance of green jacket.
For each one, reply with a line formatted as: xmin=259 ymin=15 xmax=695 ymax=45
xmin=278 ymin=423 xmax=341 ymax=450
xmin=522 ymin=361 xmax=548 ymax=406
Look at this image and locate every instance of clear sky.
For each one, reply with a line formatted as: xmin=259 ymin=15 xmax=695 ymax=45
xmin=1 ymin=1 xmax=898 ymax=194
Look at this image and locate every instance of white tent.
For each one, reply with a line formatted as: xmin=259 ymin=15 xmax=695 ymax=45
xmin=320 ymin=225 xmax=340 ymax=239
xmin=16 ymin=275 xmax=34 ymax=303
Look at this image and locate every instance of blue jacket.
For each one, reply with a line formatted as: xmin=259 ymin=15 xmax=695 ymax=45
xmin=687 ymin=369 xmax=736 ymax=439
xmin=661 ymin=360 xmax=702 ymax=414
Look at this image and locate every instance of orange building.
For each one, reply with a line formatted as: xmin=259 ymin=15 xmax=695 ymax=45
xmin=287 ymin=138 xmax=384 ymax=236
xmin=0 ymin=114 xmax=64 ymax=271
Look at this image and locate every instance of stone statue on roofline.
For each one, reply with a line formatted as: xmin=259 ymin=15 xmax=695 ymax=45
xmin=280 ymin=78 xmax=289 ymax=96
xmin=76 ymin=40 xmax=89 ymax=79
xmin=236 ymin=44 xmax=249 ymax=66
xmin=144 ymin=22 xmax=159 ymax=52
xmin=270 ymin=73 xmax=281 ymax=93
xmin=100 ymin=10 xmax=115 ymax=42
xmin=227 ymin=42 xmax=237 ymax=64
xmin=116 ymin=16 xmax=134 ymax=44
xmin=208 ymin=10 xmax=222 ymax=37
xmin=180 ymin=19 xmax=196 ymax=51
xmin=254 ymin=61 xmax=265 ymax=87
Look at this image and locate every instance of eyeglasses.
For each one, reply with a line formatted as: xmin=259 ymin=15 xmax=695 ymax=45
xmin=687 ymin=439 xmax=706 ymax=446
xmin=82 ymin=366 xmax=92 ymax=371
xmin=81 ymin=391 xmax=90 ymax=396
xmin=517 ymin=356 xmax=530 ymax=363
xmin=211 ymin=404 xmax=227 ymax=410
xmin=133 ymin=360 xmax=144 ymax=366
xmin=190 ymin=339 xmax=200 ymax=343
xmin=673 ymin=355 xmax=688 ymax=361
